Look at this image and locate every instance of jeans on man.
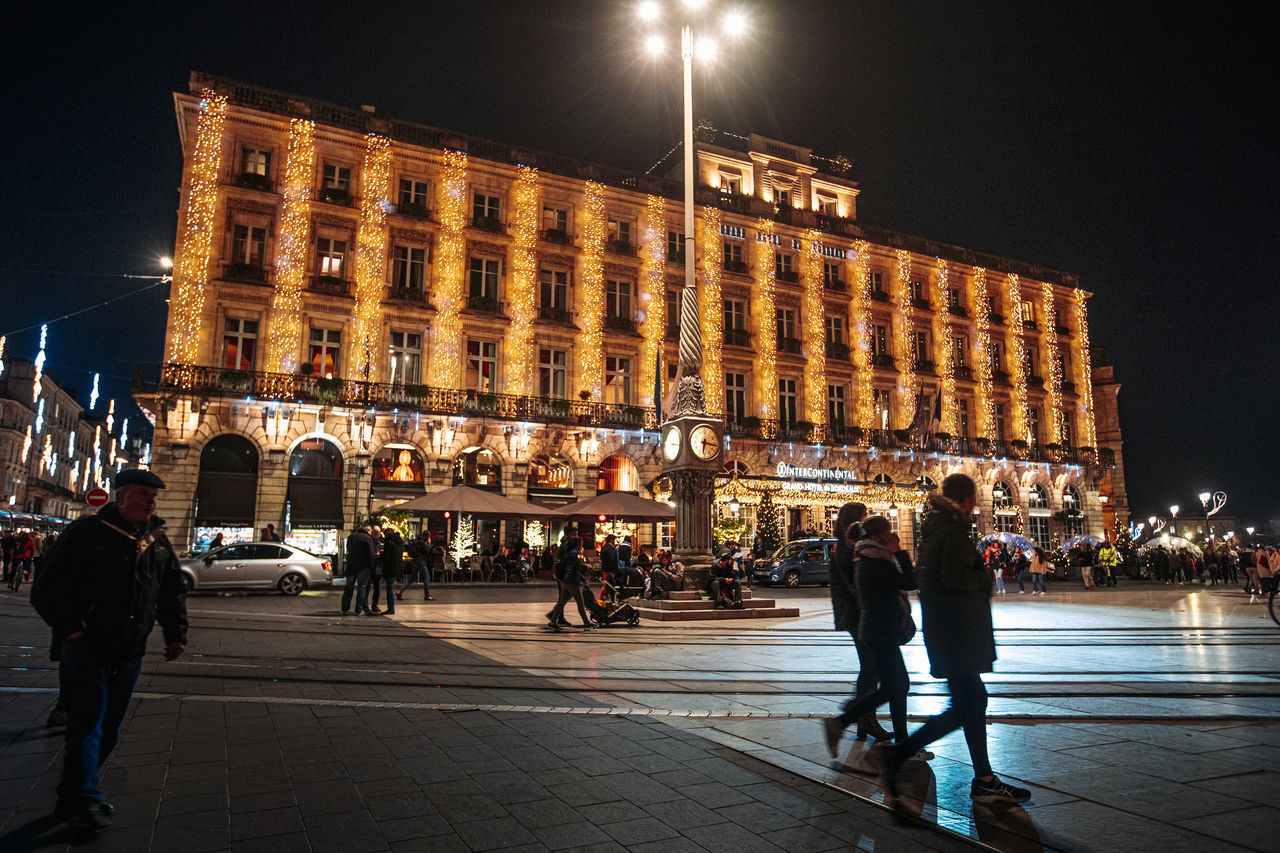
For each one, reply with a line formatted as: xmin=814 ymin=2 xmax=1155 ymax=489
xmin=376 ymin=577 xmax=396 ymax=613
xmin=57 ymin=638 xmax=143 ymax=810
xmin=397 ymin=559 xmax=430 ymax=597
xmin=893 ymin=672 xmax=991 ymax=777
xmin=341 ymin=568 xmax=372 ymax=612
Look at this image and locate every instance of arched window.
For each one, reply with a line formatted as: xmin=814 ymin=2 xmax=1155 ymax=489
xmin=196 ymin=435 xmax=258 ymax=526
xmin=287 ymin=437 xmax=344 ymax=525
xmin=1063 ymin=485 xmax=1081 ymax=510
xmin=597 ymin=455 xmax=637 ymax=492
xmin=723 ymin=459 xmax=750 ymax=476
xmin=1028 ymin=483 xmax=1049 ymax=508
xmin=871 ymin=473 xmax=895 ymax=485
xmin=453 ymin=446 xmax=501 ymax=488
xmin=1061 ymin=484 xmax=1084 ymax=537
xmin=915 ymin=475 xmax=938 ymax=490
xmin=992 ymin=481 xmax=1016 ymax=509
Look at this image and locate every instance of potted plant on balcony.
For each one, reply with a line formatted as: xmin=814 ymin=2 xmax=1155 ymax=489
xmin=319 ymin=186 xmax=351 ymax=206
xmin=219 ymin=369 xmax=250 ymax=391
xmin=474 ymin=393 xmax=497 ymax=412
xmin=316 ymin=377 xmax=342 ymax=404
xmin=738 ymin=415 xmax=761 ymax=435
xmin=1045 ymin=442 xmax=1064 ymax=461
xmin=402 ymin=383 xmax=429 ymax=400
xmin=845 ymin=424 xmax=864 ymax=444
xmin=1010 ymin=438 xmax=1029 ymax=458
xmin=623 ymin=405 xmax=644 ymax=423
xmin=1077 ymin=445 xmax=1097 ymax=464
xmin=975 ymin=436 xmax=992 ymax=454
xmin=934 ymin=431 xmax=952 ymax=449
xmin=892 ymin=428 xmax=912 ymax=446
xmin=794 ymin=420 xmax=814 ymax=439
xmin=550 ymin=398 xmax=572 ymax=418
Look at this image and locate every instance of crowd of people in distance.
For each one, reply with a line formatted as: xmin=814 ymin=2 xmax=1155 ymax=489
xmin=2 ymin=529 xmax=56 ymax=590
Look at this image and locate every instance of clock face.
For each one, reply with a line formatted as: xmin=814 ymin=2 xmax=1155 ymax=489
xmin=662 ymin=426 xmax=682 ymax=461
xmin=690 ymin=425 xmax=721 ymax=460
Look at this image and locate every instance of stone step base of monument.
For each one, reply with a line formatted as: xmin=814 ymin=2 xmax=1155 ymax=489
xmin=628 ymin=588 xmax=799 ymax=621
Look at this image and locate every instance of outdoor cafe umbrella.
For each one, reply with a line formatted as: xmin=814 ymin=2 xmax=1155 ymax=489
xmin=394 ymin=485 xmax=563 ymax=572
xmin=557 ymin=491 xmax=676 ymax=523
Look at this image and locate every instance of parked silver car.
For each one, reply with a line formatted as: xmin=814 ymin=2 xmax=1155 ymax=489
xmin=180 ymin=542 xmax=333 ymax=595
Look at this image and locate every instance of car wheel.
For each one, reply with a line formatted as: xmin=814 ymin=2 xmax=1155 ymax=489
xmin=182 ymin=574 xmax=194 ymax=593
xmin=784 ymin=570 xmax=801 ymax=588
xmin=278 ymin=573 xmax=306 ymax=596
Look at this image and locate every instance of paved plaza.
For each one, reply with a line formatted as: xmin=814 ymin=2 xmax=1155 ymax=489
xmin=1 ymin=579 xmax=1275 ymax=852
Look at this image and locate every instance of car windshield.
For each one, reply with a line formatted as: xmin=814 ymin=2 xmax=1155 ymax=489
xmin=774 ymin=542 xmax=808 ymax=561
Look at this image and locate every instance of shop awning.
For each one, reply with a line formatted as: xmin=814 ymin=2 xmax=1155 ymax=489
xmin=196 ymin=472 xmax=256 ymax=526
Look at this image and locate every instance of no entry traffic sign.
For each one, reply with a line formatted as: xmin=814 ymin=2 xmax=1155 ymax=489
xmin=85 ymin=488 xmax=109 ymax=508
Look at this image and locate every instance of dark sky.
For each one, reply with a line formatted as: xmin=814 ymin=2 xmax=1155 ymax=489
xmin=3 ymin=1 xmax=1275 ymax=519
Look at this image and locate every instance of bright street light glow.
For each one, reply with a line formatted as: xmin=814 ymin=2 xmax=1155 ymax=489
xmin=1169 ymin=504 xmax=1179 ymax=517
xmin=1198 ymin=491 xmax=1211 ymax=504
xmin=1246 ymin=526 xmax=1255 ymax=535
xmin=644 ymin=34 xmax=664 ymax=54
xmin=695 ymin=36 xmax=718 ymax=61
xmin=684 ymin=0 xmax=708 ymax=9
xmin=638 ymin=1 xmax=660 ymax=22
xmin=1148 ymin=516 xmax=1157 ymax=526
xmin=723 ymin=9 xmax=748 ymax=36
xmin=159 ymin=256 xmax=173 ymax=269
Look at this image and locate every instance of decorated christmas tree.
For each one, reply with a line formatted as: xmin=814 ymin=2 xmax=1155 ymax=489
xmin=451 ymin=514 xmax=477 ymax=571
xmin=756 ymin=489 xmax=783 ymax=552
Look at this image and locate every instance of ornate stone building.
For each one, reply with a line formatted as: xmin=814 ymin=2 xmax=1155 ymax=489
xmin=137 ymin=73 xmax=1125 ymax=560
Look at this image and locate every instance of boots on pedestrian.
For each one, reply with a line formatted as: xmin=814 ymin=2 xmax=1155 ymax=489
xmin=856 ymin=714 xmax=892 ymax=741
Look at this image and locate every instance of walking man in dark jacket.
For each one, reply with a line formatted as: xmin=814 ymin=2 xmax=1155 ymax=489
xmin=31 ymin=468 xmax=187 ymax=833
xmin=882 ymin=473 xmax=1030 ymax=806
xmin=378 ymin=527 xmax=405 ymax=615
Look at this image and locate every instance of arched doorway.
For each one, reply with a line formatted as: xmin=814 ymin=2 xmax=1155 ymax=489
xmin=194 ymin=435 xmax=258 ymax=553
xmin=596 ymin=455 xmax=637 ymax=493
xmin=286 ymin=437 xmax=344 ymax=559
xmin=993 ymin=480 xmax=1019 ymax=533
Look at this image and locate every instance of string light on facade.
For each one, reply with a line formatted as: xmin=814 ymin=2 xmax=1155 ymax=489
xmin=1041 ymin=281 xmax=1064 ymax=442
xmin=932 ymin=258 xmax=958 ymax=435
xmin=893 ymin=250 xmax=916 ymax=429
xmin=507 ymin=165 xmax=540 ymax=397
xmin=266 ymin=118 xmax=315 ymax=374
xmin=0 ymin=335 xmax=6 ymax=377
xmin=850 ymin=240 xmax=874 ymax=431
xmin=168 ymin=90 xmax=226 ymax=364
xmin=88 ymin=372 xmax=100 ymax=411
xmin=1005 ymin=273 xmax=1029 ymax=442
xmin=754 ymin=219 xmax=779 ymax=433
xmin=35 ymin=399 xmax=45 ymax=434
xmin=1075 ymin=289 xmax=1098 ymax=447
xmin=32 ymin=324 xmax=48 ymax=403
xmin=697 ymin=207 xmax=724 ymax=417
xmin=351 ymin=133 xmax=392 ymax=381
xmin=802 ymin=231 xmax=826 ymax=434
xmin=429 ymin=149 xmax=468 ymax=388
xmin=638 ymin=195 xmax=667 ymax=407
xmin=971 ymin=268 xmax=996 ymax=439
xmin=21 ymin=425 xmax=32 ymax=464
xmin=579 ymin=181 xmax=607 ymax=399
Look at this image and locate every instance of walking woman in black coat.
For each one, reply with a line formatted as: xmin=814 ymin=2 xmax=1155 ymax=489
xmin=823 ymin=515 xmax=928 ymax=760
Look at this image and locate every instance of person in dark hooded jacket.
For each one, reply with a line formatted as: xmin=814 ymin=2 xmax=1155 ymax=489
xmin=31 ymin=469 xmax=187 ymax=833
xmin=881 ymin=474 xmax=1030 ymax=807
xmin=823 ymin=516 xmax=924 ymax=759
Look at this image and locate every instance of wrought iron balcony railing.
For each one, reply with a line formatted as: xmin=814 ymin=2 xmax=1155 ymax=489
xmin=140 ymin=364 xmax=1106 ymax=468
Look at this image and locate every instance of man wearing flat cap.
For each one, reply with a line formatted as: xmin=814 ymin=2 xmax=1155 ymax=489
xmin=32 ymin=468 xmax=187 ymax=833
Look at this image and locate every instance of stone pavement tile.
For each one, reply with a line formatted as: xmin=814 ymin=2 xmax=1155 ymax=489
xmin=675 ymin=781 xmax=755 ymax=809
xmin=682 ymin=820 xmax=788 ymax=852
xmin=555 ymin=842 xmax=627 ymax=853
xmin=1174 ymin=804 xmax=1270 ymax=853
xmin=528 ymin=767 xmax=588 ymax=787
xmin=1025 ymin=799 xmax=1222 ymax=853
xmin=592 ymin=770 xmax=682 ymax=806
xmin=228 ymin=768 xmax=293 ymax=795
xmin=230 ymin=805 xmax=305 ymax=841
xmin=452 ymin=815 xmax=540 ymax=850
xmin=649 ymin=768 xmax=715 ymax=789
xmin=292 ymin=780 xmax=362 ymax=815
xmin=380 ymin=813 xmax=453 ymax=841
xmin=1032 ymin=765 xmax=1243 ymax=821
xmin=304 ymin=809 xmax=388 ymax=853
xmin=362 ymin=792 xmax=434 ymax=821
xmin=1075 ymin=722 xmax=1264 ymax=754
xmin=1207 ymin=742 xmax=1280 ymax=768
xmin=354 ymin=776 xmax=421 ymax=800
xmin=468 ymin=769 xmax=551 ymax=804
xmin=530 ymin=819 xmax=614 ymax=851
xmin=101 ymin=761 xmax=168 ymax=794
xmin=639 ymin=798 xmax=726 ymax=830
xmin=1191 ymin=769 xmax=1280 ymax=806
xmin=630 ymin=836 xmax=711 ymax=853
xmin=427 ymin=790 xmax=512 ymax=823
xmin=805 ymin=811 xmax=961 ymax=853
xmin=618 ymin=752 xmax=687 ymax=774
xmin=231 ymin=786 xmax=296 ymax=814
xmin=399 ymin=757 xmax=469 ymax=784
xmin=231 ymin=831 xmax=314 ymax=853
xmin=576 ymin=800 xmax=648 ymax=824
xmin=732 ymin=781 xmax=841 ymax=819
xmin=159 ymin=790 xmax=229 ymax=816
xmin=759 ymin=823 xmax=849 ymax=852
xmin=152 ymin=814 xmax=232 ymax=852
xmin=679 ymin=756 xmax=768 ymax=786
xmin=505 ymin=798 xmax=584 ymax=829
xmin=713 ymin=802 xmax=803 ymax=834
xmin=601 ymin=815 xmax=683 ymax=846
xmin=1059 ymin=741 xmax=1256 ymax=783
xmin=565 ymin=752 xmax=633 ymax=777
xmin=499 ymin=745 xmax=570 ymax=773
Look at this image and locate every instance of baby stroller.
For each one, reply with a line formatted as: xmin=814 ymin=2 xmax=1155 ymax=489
xmin=587 ymin=577 xmax=642 ymax=627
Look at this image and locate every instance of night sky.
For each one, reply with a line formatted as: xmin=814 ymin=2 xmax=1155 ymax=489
xmin=3 ymin=1 xmax=1275 ymax=518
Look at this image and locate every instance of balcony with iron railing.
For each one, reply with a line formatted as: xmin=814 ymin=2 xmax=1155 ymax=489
xmin=826 ymin=342 xmax=850 ymax=361
xmin=392 ymin=202 xmax=431 ymax=221
xmin=465 ymin=295 xmax=505 ymax=315
xmin=724 ymin=328 xmax=751 ymax=348
xmin=823 ymin=278 xmax=846 ymax=292
xmin=777 ymin=337 xmax=802 ymax=355
xmin=537 ymin=305 xmax=573 ymax=324
xmin=606 ymin=239 xmax=636 ymax=257
xmin=471 ymin=214 xmax=504 ymax=233
xmin=387 ymin=286 xmax=428 ymax=304
xmin=318 ymin=186 xmax=352 ymax=207
xmin=231 ymin=172 xmax=275 ymax=193
xmin=542 ymin=228 xmax=572 ymax=246
xmin=776 ymin=270 xmax=799 ymax=285
xmin=309 ymin=275 xmax=351 ymax=296
xmin=221 ymin=263 xmax=268 ymax=285
xmin=723 ymin=259 xmax=749 ymax=275
xmin=605 ymin=315 xmax=637 ymax=333
xmin=141 ymin=363 xmax=1106 ymax=468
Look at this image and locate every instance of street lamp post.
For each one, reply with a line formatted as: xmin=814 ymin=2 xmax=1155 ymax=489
xmin=642 ymin=1 xmax=748 ymax=585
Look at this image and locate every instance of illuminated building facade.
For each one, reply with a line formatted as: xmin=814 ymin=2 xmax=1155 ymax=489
xmin=139 ymin=73 xmax=1125 ymax=558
